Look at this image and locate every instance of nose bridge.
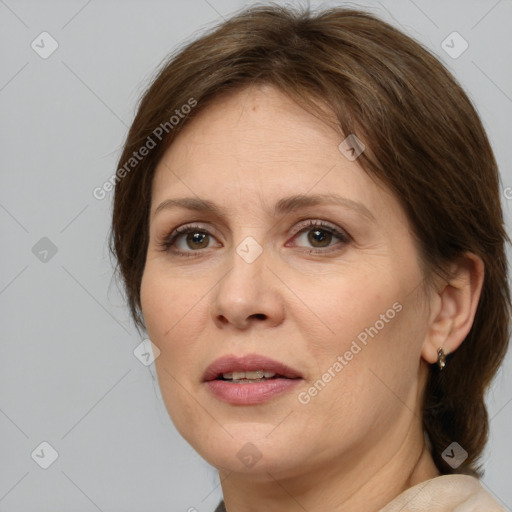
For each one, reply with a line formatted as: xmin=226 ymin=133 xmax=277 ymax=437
xmin=220 ymin=233 xmax=266 ymax=302
xmin=210 ymin=231 xmax=283 ymax=328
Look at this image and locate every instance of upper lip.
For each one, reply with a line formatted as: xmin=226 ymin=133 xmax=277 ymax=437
xmin=202 ymin=353 xmax=303 ymax=381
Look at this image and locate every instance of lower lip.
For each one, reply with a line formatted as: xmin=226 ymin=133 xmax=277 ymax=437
xmin=205 ymin=378 xmax=302 ymax=405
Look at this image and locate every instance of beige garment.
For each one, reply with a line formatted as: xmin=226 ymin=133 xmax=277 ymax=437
xmin=214 ymin=475 xmax=506 ymax=511
xmin=378 ymin=474 xmax=505 ymax=512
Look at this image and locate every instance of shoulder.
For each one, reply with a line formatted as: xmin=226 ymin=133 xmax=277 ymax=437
xmin=379 ymin=474 xmax=505 ymax=511
xmin=214 ymin=475 xmax=504 ymax=512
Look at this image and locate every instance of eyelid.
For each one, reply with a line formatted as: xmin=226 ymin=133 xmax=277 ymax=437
xmin=290 ymin=219 xmax=351 ymax=243
xmin=158 ymin=223 xmax=217 ymax=251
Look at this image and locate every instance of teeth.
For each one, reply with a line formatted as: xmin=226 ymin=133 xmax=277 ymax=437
xmin=222 ymin=370 xmax=276 ymax=380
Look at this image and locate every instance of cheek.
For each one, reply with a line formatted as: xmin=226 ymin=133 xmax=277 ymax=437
xmin=295 ymin=270 xmax=424 ymax=413
xmin=140 ymin=265 xmax=206 ymax=349
xmin=294 ymin=268 xmax=394 ymax=355
xmin=141 ymin=268 xmax=208 ymax=439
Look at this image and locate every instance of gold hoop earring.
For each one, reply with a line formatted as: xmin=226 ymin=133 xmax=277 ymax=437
xmin=437 ymin=347 xmax=447 ymax=370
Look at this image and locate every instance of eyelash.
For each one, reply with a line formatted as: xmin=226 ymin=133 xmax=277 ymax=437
xmin=158 ymin=220 xmax=351 ymax=258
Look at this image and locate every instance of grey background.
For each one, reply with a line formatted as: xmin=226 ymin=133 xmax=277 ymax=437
xmin=1 ymin=0 xmax=511 ymax=510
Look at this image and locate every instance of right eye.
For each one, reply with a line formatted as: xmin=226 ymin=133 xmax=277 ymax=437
xmin=159 ymin=224 xmax=221 ymax=257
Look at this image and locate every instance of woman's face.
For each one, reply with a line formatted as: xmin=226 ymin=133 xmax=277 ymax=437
xmin=140 ymin=84 xmax=433 ymax=479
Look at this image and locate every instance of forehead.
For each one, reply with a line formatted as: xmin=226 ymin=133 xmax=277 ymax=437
xmin=163 ymin=85 xmax=338 ymax=164
xmin=150 ymin=84 xmax=402 ymax=225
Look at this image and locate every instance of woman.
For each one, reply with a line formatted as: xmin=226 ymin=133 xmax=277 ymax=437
xmin=110 ymin=4 xmax=510 ymax=511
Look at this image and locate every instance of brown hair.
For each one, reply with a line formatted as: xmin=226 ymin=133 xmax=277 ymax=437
xmin=110 ymin=3 xmax=511 ymax=477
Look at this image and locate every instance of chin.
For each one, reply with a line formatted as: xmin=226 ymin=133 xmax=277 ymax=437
xmin=185 ymin=425 xmax=303 ymax=476
xmin=205 ymin=447 xmax=304 ymax=480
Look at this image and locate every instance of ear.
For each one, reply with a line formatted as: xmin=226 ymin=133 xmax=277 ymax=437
xmin=421 ymin=252 xmax=485 ymax=365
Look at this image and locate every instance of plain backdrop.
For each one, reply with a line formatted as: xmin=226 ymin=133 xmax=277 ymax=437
xmin=1 ymin=0 xmax=511 ymax=511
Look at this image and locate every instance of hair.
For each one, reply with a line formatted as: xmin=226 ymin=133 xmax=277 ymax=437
xmin=110 ymin=3 xmax=511 ymax=477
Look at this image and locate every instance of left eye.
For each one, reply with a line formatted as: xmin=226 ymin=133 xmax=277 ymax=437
xmin=289 ymin=221 xmax=350 ymax=252
xmin=294 ymin=227 xmax=337 ymax=248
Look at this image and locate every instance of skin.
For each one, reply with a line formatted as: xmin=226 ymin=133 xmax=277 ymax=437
xmin=140 ymin=83 xmax=484 ymax=512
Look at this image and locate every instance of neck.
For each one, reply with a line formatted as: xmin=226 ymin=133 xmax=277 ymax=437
xmin=217 ymin=423 xmax=440 ymax=512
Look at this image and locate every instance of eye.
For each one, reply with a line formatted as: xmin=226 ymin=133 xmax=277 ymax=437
xmin=158 ymin=220 xmax=351 ymax=257
xmin=288 ymin=220 xmax=351 ymax=254
xmin=158 ymin=224 xmax=220 ymax=257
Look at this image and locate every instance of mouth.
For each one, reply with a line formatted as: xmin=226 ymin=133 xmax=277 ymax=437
xmin=216 ymin=370 xmax=290 ymax=383
xmin=202 ymin=353 xmax=302 ymax=382
xmin=203 ymin=353 xmax=303 ymax=405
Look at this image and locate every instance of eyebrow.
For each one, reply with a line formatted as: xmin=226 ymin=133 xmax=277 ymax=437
xmin=153 ymin=193 xmax=376 ymax=222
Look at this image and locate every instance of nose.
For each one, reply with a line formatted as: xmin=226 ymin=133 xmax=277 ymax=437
xmin=209 ymin=241 xmax=285 ymax=330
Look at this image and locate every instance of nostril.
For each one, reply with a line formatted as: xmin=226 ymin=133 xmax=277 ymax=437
xmin=251 ymin=313 xmax=266 ymax=320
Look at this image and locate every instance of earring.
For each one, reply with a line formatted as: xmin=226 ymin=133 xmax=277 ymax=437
xmin=437 ymin=347 xmax=447 ymax=370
